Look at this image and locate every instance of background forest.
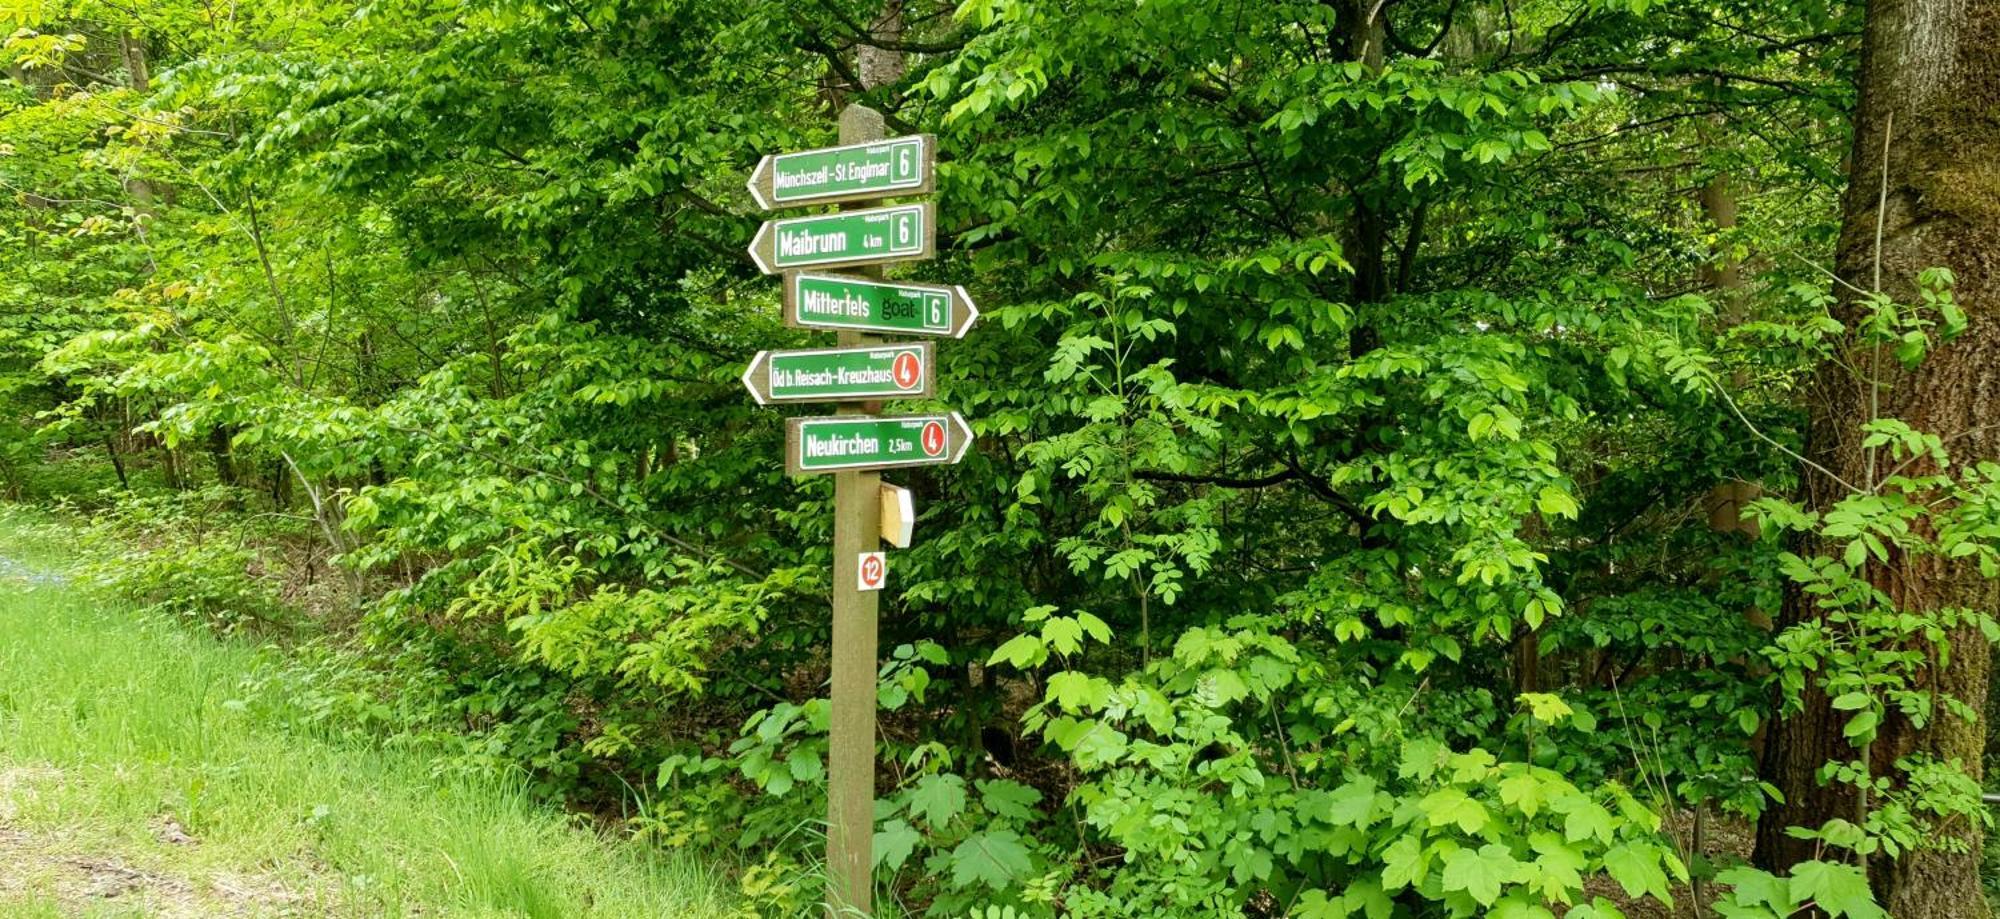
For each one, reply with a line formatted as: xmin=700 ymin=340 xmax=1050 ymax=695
xmin=4 ymin=0 xmax=1999 ymax=916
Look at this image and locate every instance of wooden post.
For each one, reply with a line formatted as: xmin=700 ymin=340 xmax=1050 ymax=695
xmin=825 ymin=102 xmax=888 ymax=918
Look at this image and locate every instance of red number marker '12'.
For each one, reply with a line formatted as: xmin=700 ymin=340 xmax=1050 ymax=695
xmin=858 ymin=552 xmax=885 ymax=591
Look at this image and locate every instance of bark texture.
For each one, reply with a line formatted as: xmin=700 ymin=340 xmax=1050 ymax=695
xmin=1700 ymin=168 xmax=1764 ymax=542
xmin=857 ymin=0 xmax=906 ymax=90
xmin=1754 ymin=1 xmax=2000 ymax=915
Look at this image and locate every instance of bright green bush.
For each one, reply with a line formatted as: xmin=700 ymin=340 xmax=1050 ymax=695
xmin=74 ymin=488 xmax=296 ymax=632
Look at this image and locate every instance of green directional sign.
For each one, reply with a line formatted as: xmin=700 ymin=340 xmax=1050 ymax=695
xmin=785 ymin=272 xmax=979 ymax=339
xmin=749 ymin=203 xmax=933 ymax=274
xmin=748 ymin=135 xmax=933 ymax=209
xmin=741 ymin=342 xmax=933 ymax=405
xmin=786 ymin=413 xmax=973 ymax=476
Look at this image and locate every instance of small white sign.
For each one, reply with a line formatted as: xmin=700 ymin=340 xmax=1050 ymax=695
xmin=857 ymin=552 xmax=886 ymax=591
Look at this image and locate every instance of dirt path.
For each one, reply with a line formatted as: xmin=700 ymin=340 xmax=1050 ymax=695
xmin=0 ymin=548 xmax=328 ymax=918
xmin=0 ymin=766 xmax=319 ymax=918
xmin=0 ymin=553 xmax=65 ymax=586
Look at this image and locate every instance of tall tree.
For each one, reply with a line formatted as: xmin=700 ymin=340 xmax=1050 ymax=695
xmin=1755 ymin=0 xmax=2000 ymax=913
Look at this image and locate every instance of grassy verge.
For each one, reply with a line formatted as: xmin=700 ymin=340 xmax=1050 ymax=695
xmin=0 ymin=509 xmax=737 ymax=918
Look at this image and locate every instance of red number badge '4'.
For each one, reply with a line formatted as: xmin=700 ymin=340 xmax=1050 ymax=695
xmin=893 ymin=351 xmax=922 ymax=390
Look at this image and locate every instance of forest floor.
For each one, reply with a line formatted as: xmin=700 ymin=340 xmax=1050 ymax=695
xmin=0 ymin=512 xmax=737 ymax=918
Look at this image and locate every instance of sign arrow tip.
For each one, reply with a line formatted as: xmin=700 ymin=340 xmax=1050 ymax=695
xmin=948 ymin=412 xmax=974 ymax=463
xmin=954 ymin=286 xmax=979 ymax=338
xmin=741 ymin=352 xmax=769 ymax=406
xmin=747 ymin=223 xmax=775 ymax=275
xmin=746 ymin=156 xmax=774 ymax=211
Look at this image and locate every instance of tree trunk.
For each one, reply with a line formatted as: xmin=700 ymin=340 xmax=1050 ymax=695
xmin=1340 ymin=0 xmax=1391 ymax=360
xmin=207 ymin=425 xmax=238 ymax=487
xmin=103 ymin=432 xmax=130 ymax=491
xmin=282 ymin=452 xmax=364 ymax=596
xmin=117 ymin=31 xmax=157 ymax=213
xmin=1754 ymin=2 xmax=2000 ymax=914
xmin=1699 ymin=166 xmax=1765 ymax=543
xmin=856 ymin=0 xmax=905 ymax=90
xmin=117 ymin=31 xmax=150 ymax=92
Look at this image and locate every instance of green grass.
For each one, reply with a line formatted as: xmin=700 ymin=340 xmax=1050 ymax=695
xmin=0 ymin=511 xmax=738 ymax=917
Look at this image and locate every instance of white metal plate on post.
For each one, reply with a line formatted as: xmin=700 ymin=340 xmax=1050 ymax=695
xmin=857 ymin=551 xmax=886 ymax=591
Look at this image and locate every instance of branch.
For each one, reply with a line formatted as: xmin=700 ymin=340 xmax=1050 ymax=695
xmin=808 ymin=0 xmax=968 ymax=54
xmin=1383 ymin=0 xmax=1462 ymax=58
xmin=1277 ymin=453 xmax=1378 ymax=530
xmin=1134 ymin=468 xmax=1300 ymax=489
xmin=1559 ymin=64 xmax=1811 ymax=93
xmin=1133 ymin=458 xmax=1377 ymax=531
xmin=1396 ymin=199 xmax=1429 ymax=293
xmin=1880 ymin=425 xmax=2000 ymax=484
xmin=1712 ymin=381 xmax=1861 ymax=495
xmin=796 ymin=31 xmax=867 ymax=99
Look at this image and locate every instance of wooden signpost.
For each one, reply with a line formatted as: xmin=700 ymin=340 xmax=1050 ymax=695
xmin=744 ymin=104 xmax=971 ymax=918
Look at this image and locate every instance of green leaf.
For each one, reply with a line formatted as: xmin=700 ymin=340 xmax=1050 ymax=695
xmin=1074 ymin=610 xmax=1113 ymax=644
xmin=1041 ymin=616 xmax=1084 ymax=656
xmin=1714 ymin=866 xmax=1798 ymax=913
xmin=1842 ymin=709 xmax=1880 ymax=742
xmin=1527 ymin=831 xmax=1585 ymax=895
xmin=949 ymin=829 xmax=1033 ymax=890
xmin=908 ymin=773 xmax=967 ymax=828
xmin=1226 ymin=843 xmax=1274 ymax=883
xmin=988 ymin=634 xmax=1044 ymax=669
xmin=1419 ymin=788 xmax=1491 ymax=834
xmin=1559 ymin=796 xmax=1617 ymax=845
xmin=1519 ymin=692 xmax=1573 ymax=724
xmin=977 ymin=779 xmax=1043 ymax=821
xmin=1046 ymin=671 xmax=1108 ymax=711
xmin=1499 ymin=771 xmax=1546 ymax=818
xmin=873 ymin=819 xmax=920 ymax=870
xmin=1381 ymin=834 xmax=1425 ymax=890
xmin=1491 ymin=895 xmax=1557 ymax=919
xmin=1790 ymin=861 xmax=1885 ymax=919
xmin=786 ymin=746 xmax=823 ymax=783
xmin=1290 ymin=889 xmax=1343 ymax=919
xmin=1326 ymin=776 xmax=1380 ymax=827
xmin=1830 ymin=692 xmax=1870 ymax=711
xmin=1535 ymin=484 xmax=1580 ymax=519
xmin=1564 ymin=899 xmax=1630 ymax=919
xmin=1341 ymin=877 xmax=1395 ymax=919
xmin=1441 ymin=843 xmax=1521 ymax=906
xmin=1398 ymin=738 xmax=1447 ymax=781
xmin=1603 ymin=842 xmax=1671 ymax=903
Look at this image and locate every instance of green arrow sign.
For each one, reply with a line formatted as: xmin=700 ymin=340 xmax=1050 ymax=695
xmin=749 ymin=204 xmax=933 ymax=274
xmin=748 ymin=135 xmax=933 ymax=209
xmin=786 ymin=413 xmax=974 ymax=476
xmin=785 ymin=272 xmax=979 ymax=339
xmin=742 ymin=342 xmax=934 ymax=405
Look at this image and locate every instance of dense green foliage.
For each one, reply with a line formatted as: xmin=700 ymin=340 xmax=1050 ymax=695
xmin=5 ymin=0 xmax=1996 ymax=915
